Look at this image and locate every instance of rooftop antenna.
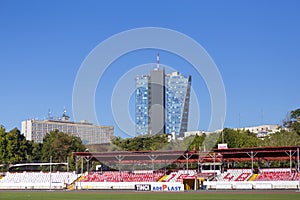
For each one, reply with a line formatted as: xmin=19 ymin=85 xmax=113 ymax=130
xmin=63 ymin=106 xmax=67 ymax=116
xmin=62 ymin=106 xmax=70 ymax=121
xmin=238 ymin=113 xmax=241 ymax=128
xmin=221 ymin=118 xmax=224 ymax=143
xmin=156 ymin=52 xmax=160 ymax=69
xmin=261 ymin=108 xmax=264 ymax=125
xmin=47 ymin=109 xmax=52 ymax=120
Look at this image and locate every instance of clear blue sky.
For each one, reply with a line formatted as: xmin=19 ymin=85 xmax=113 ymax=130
xmin=0 ymin=0 xmax=299 ymax=137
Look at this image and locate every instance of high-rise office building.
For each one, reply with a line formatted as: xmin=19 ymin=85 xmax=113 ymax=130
xmin=149 ymin=67 xmax=165 ymax=135
xmin=165 ymin=72 xmax=191 ymax=136
xmin=135 ymin=54 xmax=191 ymax=136
xmin=135 ymin=75 xmax=150 ymax=135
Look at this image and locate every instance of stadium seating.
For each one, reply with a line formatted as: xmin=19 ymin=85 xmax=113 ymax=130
xmin=254 ymin=168 xmax=296 ymax=181
xmin=1 ymin=168 xmax=298 ymax=191
xmin=197 ymin=172 xmax=215 ymax=180
xmin=162 ymin=170 xmax=198 ymax=182
xmin=0 ymin=171 xmax=78 ymax=185
xmin=293 ymin=172 xmax=299 ymax=181
xmin=80 ymin=171 xmax=164 ymax=182
xmin=214 ymin=168 xmax=299 ymax=182
xmin=216 ymin=169 xmax=252 ymax=181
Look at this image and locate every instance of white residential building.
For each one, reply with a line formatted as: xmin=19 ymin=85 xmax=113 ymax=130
xmin=235 ymin=124 xmax=282 ymax=138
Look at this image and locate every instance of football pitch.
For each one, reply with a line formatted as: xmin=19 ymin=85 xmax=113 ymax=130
xmin=0 ymin=191 xmax=299 ymax=200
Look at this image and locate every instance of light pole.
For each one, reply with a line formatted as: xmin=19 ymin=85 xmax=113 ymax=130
xmin=183 ymin=153 xmax=192 ymax=174
xmin=84 ymin=149 xmax=92 ymax=173
xmin=81 ymin=157 xmax=83 ymax=174
xmin=67 ymin=157 xmax=69 ymax=172
xmin=49 ymin=156 xmax=52 ymax=191
xmin=149 ymin=154 xmax=158 ymax=181
xmin=208 ymin=153 xmax=217 ymax=179
xmin=246 ymin=151 xmax=257 ymax=172
xmin=115 ymin=155 xmax=124 ymax=181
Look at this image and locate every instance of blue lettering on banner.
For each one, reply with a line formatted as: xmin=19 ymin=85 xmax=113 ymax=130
xmin=152 ymin=185 xmax=182 ymax=191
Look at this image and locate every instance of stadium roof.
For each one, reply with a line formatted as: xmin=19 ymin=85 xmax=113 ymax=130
xmin=214 ymin=146 xmax=300 ymax=162
xmin=73 ymin=150 xmax=222 ymax=164
xmin=73 ymin=146 xmax=300 ymax=164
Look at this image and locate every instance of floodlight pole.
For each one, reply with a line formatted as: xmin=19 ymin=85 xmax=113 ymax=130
xmin=81 ymin=157 xmax=83 ymax=174
xmin=115 ymin=155 xmax=124 ymax=181
xmin=67 ymin=157 xmax=69 ymax=172
xmin=49 ymin=156 xmax=52 ymax=191
xmin=75 ymin=156 xmax=81 ymax=174
xmin=285 ymin=150 xmax=296 ymax=174
xmin=298 ymin=148 xmax=300 ymax=192
xmin=183 ymin=153 xmax=193 ymax=174
xmin=297 ymin=148 xmax=299 ymax=172
xmin=84 ymin=156 xmax=92 ymax=173
xmin=75 ymin=156 xmax=81 ymax=190
xmin=84 ymin=149 xmax=92 ymax=174
xmin=208 ymin=153 xmax=218 ymax=179
xmin=246 ymin=151 xmax=257 ymax=172
xmin=198 ymin=151 xmax=204 ymax=174
xmin=213 ymin=153 xmax=216 ymax=176
xmin=149 ymin=154 xmax=158 ymax=181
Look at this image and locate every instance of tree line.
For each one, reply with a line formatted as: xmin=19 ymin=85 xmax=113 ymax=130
xmin=0 ymin=128 xmax=85 ymax=171
xmin=111 ymin=108 xmax=300 ymax=151
xmin=110 ymin=128 xmax=300 ymax=152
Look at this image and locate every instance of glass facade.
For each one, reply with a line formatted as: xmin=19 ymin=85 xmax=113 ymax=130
xmin=135 ymin=70 xmax=191 ymax=137
xmin=165 ymin=72 xmax=191 ymax=136
xmin=135 ymin=75 xmax=150 ymax=135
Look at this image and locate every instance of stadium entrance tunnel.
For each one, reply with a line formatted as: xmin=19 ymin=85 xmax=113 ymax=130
xmin=183 ymin=177 xmax=201 ymax=190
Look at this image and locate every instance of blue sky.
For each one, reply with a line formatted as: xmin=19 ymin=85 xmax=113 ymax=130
xmin=0 ymin=0 xmax=299 ymax=137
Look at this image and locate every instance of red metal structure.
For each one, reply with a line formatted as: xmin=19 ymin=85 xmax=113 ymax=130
xmin=73 ymin=146 xmax=300 ymax=171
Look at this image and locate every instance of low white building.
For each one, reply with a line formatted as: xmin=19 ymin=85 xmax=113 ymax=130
xmin=235 ymin=124 xmax=282 ymax=138
xmin=184 ymin=130 xmax=205 ymax=138
xmin=21 ymin=119 xmax=114 ymax=145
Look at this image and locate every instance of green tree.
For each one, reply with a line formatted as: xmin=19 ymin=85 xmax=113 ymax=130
xmin=263 ymin=130 xmax=300 ymax=146
xmin=0 ymin=128 xmax=31 ymax=164
xmin=187 ymin=134 xmax=206 ymax=151
xmin=41 ymin=130 xmax=85 ymax=170
xmin=111 ymin=134 xmax=169 ymax=151
xmin=0 ymin=126 xmax=7 ymax=163
xmin=28 ymin=141 xmax=42 ymax=162
xmin=219 ymin=128 xmax=261 ymax=148
xmin=283 ymin=108 xmax=300 ymax=135
xmin=149 ymin=134 xmax=169 ymax=150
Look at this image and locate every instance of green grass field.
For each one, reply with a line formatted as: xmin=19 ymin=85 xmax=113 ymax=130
xmin=0 ymin=191 xmax=299 ymax=200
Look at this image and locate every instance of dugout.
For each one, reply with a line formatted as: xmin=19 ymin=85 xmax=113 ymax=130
xmin=182 ymin=176 xmax=203 ymax=190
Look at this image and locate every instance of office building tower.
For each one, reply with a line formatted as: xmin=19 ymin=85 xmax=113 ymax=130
xmin=135 ymin=54 xmax=191 ymax=136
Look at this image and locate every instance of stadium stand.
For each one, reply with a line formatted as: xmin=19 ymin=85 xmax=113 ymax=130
xmin=0 ymin=171 xmax=78 ymax=189
xmin=213 ymin=168 xmax=299 ymax=182
xmin=254 ymin=168 xmax=298 ymax=181
xmin=161 ymin=170 xmax=200 ymax=182
xmin=206 ymin=169 xmax=299 ymax=190
xmin=197 ymin=172 xmax=216 ymax=180
xmin=293 ymin=172 xmax=299 ymax=180
xmin=1 ymin=146 xmax=299 ymax=190
xmin=215 ymin=169 xmax=252 ymax=181
xmin=80 ymin=171 xmax=164 ymax=182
